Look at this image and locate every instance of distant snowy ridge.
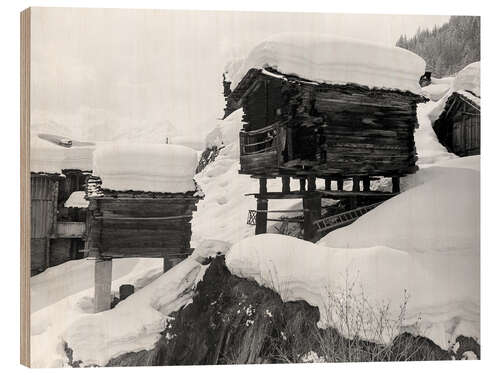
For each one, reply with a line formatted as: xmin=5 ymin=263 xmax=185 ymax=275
xmin=227 ymin=33 xmax=425 ymax=94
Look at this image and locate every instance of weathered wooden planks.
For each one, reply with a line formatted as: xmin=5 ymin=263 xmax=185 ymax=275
xmin=230 ymin=70 xmax=424 ymax=179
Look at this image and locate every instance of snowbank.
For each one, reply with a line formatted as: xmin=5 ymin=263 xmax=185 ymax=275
xmin=228 ymin=33 xmax=425 ymax=94
xmin=31 ymin=134 xmax=94 ymax=173
xmin=59 ymin=241 xmax=229 ymax=367
xmin=319 ymin=157 xmax=479 ymax=254
xmin=30 ymin=258 xmax=163 ymax=367
xmin=414 ymin=101 xmax=457 ymax=166
xmin=93 ymin=142 xmax=198 ymax=193
xmin=205 ymin=109 xmax=243 ymax=148
xmin=64 ymin=191 xmax=89 ymax=208
xmin=193 ymin=110 xmax=304 ymax=246
xmin=226 ymin=234 xmax=479 ymax=350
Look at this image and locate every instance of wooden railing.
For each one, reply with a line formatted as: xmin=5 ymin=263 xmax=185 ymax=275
xmin=240 ymin=122 xmax=281 ymax=156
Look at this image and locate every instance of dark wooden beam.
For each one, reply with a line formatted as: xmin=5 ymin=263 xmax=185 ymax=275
xmin=353 ymin=177 xmax=361 ymax=192
xmin=281 ymin=176 xmax=291 ymax=193
xmin=303 ymin=195 xmax=322 ymax=242
xmin=259 ymin=178 xmax=267 ymax=195
xmin=255 ymin=198 xmax=268 ymax=235
xmin=325 ymin=178 xmax=332 ymax=191
xmin=307 ymin=176 xmax=316 ymax=192
xmin=337 ymin=178 xmax=344 ymax=191
xmin=299 ymin=178 xmax=306 ymax=192
xmin=392 ymin=177 xmax=401 ymax=193
xmin=362 ymin=176 xmax=371 ymax=192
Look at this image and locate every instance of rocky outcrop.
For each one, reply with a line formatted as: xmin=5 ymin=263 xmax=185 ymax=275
xmin=104 ymin=256 xmax=480 ymax=366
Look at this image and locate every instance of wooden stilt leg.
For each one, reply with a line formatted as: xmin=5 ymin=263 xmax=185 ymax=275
xmin=337 ymin=178 xmax=344 ymax=191
xmin=353 ymin=177 xmax=361 ymax=192
xmin=259 ymin=178 xmax=267 ymax=195
xmin=362 ymin=176 xmax=370 ymax=192
xmin=325 ymin=178 xmax=332 ymax=191
xmin=299 ymin=178 xmax=306 ymax=192
xmin=392 ymin=177 xmax=401 ymax=193
xmin=282 ymin=176 xmax=291 ymax=193
xmin=303 ymin=194 xmax=321 ymax=242
xmin=94 ymin=257 xmax=112 ymax=313
xmin=307 ymin=176 xmax=316 ymax=192
xmin=255 ymin=198 xmax=268 ymax=235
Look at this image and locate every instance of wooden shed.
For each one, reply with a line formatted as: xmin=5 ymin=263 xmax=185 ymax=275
xmin=224 ymin=67 xmax=426 ymax=241
xmin=227 ymin=68 xmax=424 ymax=179
xmin=30 ymin=170 xmax=90 ymax=275
xmin=85 ymin=176 xmax=203 ymax=311
xmin=30 ymin=173 xmax=62 ymax=275
xmin=432 ymin=91 xmax=480 ymax=157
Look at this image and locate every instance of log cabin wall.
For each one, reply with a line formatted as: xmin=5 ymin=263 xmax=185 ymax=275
xmin=234 ymin=71 xmax=423 ymax=178
xmin=86 ymin=187 xmax=202 ymax=268
xmin=30 ymin=173 xmax=61 ymax=275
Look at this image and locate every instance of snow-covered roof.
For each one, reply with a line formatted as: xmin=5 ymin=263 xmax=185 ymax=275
xmin=228 ymin=33 xmax=426 ymax=94
xmin=64 ymin=191 xmax=89 ymax=209
xmin=428 ymin=62 xmax=480 ymax=122
xmin=453 ymin=62 xmax=480 ymax=97
xmin=92 ymin=142 xmax=198 ymax=193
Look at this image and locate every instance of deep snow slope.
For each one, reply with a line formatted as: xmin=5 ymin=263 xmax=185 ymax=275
xmin=227 ymin=234 xmax=479 ymax=350
xmin=192 ymin=109 xmax=303 ymax=246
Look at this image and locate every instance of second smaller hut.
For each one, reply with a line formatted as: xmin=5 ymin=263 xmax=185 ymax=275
xmin=430 ymin=62 xmax=481 ymax=157
xmin=85 ymin=142 xmax=203 ymax=312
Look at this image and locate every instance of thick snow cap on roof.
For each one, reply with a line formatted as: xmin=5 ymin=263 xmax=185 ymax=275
xmin=93 ymin=143 xmax=198 ymax=193
xmin=228 ymin=33 xmax=426 ymax=94
xmin=453 ymin=61 xmax=480 ymax=97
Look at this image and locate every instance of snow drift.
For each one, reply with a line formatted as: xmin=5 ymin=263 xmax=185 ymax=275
xmin=226 ymin=234 xmax=479 ymax=350
xmin=228 ymin=33 xmax=425 ymax=94
xmin=93 ymin=142 xmax=198 ymax=193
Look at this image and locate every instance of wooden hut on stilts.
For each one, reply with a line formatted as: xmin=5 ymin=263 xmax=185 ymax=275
xmin=224 ymin=34 xmax=427 ymax=241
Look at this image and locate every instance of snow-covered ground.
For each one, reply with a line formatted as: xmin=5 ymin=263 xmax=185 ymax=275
xmin=227 ymin=33 xmax=425 ymax=94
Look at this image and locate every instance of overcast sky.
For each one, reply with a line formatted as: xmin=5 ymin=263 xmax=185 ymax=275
xmin=31 ymin=7 xmax=450 ymax=139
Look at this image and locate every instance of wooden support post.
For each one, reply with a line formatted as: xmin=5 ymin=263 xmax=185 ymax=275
xmin=299 ymin=178 xmax=306 ymax=192
xmin=303 ymin=194 xmax=322 ymax=242
xmin=307 ymin=176 xmax=316 ymax=192
xmin=259 ymin=178 xmax=267 ymax=195
xmin=353 ymin=177 xmax=361 ymax=192
xmin=362 ymin=176 xmax=370 ymax=192
xmin=392 ymin=177 xmax=401 ymax=193
xmin=282 ymin=176 xmax=291 ymax=193
xmin=325 ymin=178 xmax=332 ymax=191
xmin=94 ymin=257 xmax=112 ymax=313
xmin=255 ymin=198 xmax=268 ymax=235
xmin=337 ymin=178 xmax=344 ymax=191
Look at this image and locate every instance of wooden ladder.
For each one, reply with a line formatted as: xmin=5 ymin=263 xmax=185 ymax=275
xmin=313 ymin=202 xmax=383 ymax=233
